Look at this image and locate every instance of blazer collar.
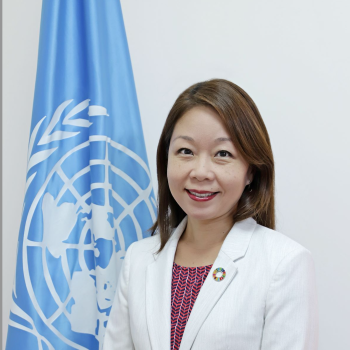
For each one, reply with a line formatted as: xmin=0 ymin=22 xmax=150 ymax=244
xmin=145 ymin=216 xmax=256 ymax=350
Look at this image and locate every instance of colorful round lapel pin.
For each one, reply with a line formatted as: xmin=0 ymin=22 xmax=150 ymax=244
xmin=213 ymin=267 xmax=226 ymax=282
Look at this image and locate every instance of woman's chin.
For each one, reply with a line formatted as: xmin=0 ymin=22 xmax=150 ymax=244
xmin=184 ymin=210 xmax=218 ymax=222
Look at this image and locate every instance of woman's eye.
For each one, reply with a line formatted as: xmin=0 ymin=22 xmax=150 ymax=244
xmin=178 ymin=148 xmax=193 ymax=155
xmin=216 ymin=150 xmax=232 ymax=157
xmin=177 ymin=148 xmax=232 ymax=157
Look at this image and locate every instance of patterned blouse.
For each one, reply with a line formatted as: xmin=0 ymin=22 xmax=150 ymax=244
xmin=170 ymin=262 xmax=213 ymax=350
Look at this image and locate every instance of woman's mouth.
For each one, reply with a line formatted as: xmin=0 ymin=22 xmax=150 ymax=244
xmin=185 ymin=189 xmax=219 ymax=202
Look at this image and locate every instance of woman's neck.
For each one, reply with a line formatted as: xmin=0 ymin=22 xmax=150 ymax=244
xmin=180 ymin=215 xmax=234 ymax=250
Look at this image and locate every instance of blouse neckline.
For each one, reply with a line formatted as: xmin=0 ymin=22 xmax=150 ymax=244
xmin=173 ymin=261 xmax=213 ymax=269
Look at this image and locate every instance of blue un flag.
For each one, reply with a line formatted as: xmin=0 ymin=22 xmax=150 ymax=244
xmin=6 ymin=1 xmax=156 ymax=349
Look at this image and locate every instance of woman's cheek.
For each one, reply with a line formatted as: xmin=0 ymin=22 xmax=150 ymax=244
xmin=167 ymin=164 xmax=180 ymax=190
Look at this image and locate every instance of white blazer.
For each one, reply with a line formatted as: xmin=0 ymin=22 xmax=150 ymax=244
xmin=103 ymin=216 xmax=318 ymax=350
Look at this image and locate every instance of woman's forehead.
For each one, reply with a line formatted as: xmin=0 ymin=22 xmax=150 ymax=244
xmin=171 ymin=135 xmax=232 ymax=144
xmin=172 ymin=107 xmax=231 ymax=140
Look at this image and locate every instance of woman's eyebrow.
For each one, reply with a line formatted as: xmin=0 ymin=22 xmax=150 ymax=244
xmin=172 ymin=136 xmax=232 ymax=142
xmin=173 ymin=135 xmax=194 ymax=142
xmin=214 ymin=137 xmax=232 ymax=142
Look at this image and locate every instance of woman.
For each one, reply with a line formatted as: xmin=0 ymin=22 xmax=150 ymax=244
xmin=103 ymin=79 xmax=318 ymax=350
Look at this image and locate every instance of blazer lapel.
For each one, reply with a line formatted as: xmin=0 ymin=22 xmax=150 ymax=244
xmin=179 ymin=217 xmax=256 ymax=350
xmin=145 ymin=216 xmax=256 ymax=350
xmin=145 ymin=216 xmax=188 ymax=350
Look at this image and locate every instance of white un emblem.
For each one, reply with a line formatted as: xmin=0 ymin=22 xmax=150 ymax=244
xmin=14 ymin=99 xmax=156 ymax=349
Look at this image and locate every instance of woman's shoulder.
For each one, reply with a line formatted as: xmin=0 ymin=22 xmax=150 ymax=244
xmin=122 ymin=234 xmax=162 ymax=272
xmin=126 ymin=233 xmax=161 ymax=257
xmin=250 ymin=221 xmax=313 ymax=262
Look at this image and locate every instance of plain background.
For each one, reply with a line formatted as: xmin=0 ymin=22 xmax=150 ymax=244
xmin=2 ymin=0 xmax=350 ymax=349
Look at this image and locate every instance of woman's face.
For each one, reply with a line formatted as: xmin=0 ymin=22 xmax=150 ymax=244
xmin=167 ymin=105 xmax=252 ymax=222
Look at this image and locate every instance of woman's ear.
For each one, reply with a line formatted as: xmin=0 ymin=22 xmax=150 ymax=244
xmin=246 ymin=165 xmax=255 ymax=185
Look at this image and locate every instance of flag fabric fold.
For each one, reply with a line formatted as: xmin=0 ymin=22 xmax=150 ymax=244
xmin=6 ymin=1 xmax=156 ymax=349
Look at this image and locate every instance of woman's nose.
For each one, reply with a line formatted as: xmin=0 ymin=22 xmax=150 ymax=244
xmin=189 ymin=156 xmax=214 ymax=181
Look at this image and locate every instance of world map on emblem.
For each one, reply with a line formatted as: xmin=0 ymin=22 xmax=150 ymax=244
xmin=11 ymin=100 xmax=156 ymax=350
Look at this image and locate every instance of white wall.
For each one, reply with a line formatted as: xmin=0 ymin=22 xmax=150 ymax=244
xmin=3 ymin=0 xmax=350 ymax=348
xmin=2 ymin=0 xmax=42 ymax=348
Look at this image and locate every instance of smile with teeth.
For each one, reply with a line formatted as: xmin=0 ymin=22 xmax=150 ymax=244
xmin=187 ymin=190 xmax=218 ymax=198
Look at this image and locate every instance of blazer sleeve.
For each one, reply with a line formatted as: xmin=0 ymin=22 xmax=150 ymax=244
xmin=103 ymin=242 xmax=135 ymax=350
xmin=260 ymin=247 xmax=319 ymax=349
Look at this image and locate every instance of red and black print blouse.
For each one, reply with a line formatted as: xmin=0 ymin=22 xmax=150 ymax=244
xmin=170 ymin=262 xmax=213 ymax=350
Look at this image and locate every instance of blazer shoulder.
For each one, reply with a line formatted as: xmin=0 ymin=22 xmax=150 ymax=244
xmin=123 ymin=234 xmax=161 ymax=275
xmin=127 ymin=233 xmax=161 ymax=256
xmin=252 ymin=223 xmax=312 ymax=261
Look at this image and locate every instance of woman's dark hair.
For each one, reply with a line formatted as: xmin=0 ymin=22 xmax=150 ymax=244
xmin=149 ymin=78 xmax=275 ymax=254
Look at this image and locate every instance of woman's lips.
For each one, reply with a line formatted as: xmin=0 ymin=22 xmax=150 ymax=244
xmin=185 ymin=189 xmax=219 ymax=202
